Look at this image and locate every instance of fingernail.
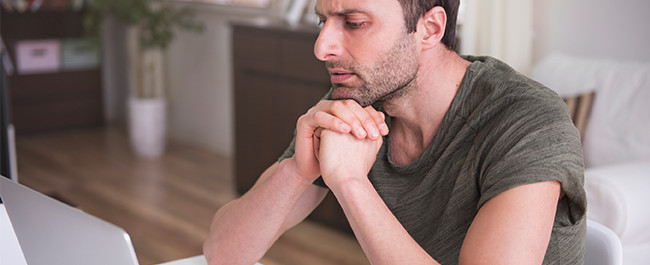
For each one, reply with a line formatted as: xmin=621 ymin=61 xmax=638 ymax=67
xmin=369 ymin=128 xmax=379 ymax=139
xmin=379 ymin=123 xmax=389 ymax=134
xmin=357 ymin=127 xmax=366 ymax=137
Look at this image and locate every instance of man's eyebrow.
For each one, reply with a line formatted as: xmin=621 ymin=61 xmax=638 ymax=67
xmin=315 ymin=8 xmax=370 ymax=17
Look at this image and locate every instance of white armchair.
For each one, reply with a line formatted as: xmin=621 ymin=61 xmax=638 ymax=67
xmin=586 ymin=219 xmax=623 ymax=265
xmin=585 ymin=162 xmax=650 ymax=264
xmin=532 ymin=55 xmax=650 ymax=264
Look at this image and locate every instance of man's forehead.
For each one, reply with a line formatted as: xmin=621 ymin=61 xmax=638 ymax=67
xmin=315 ymin=0 xmax=388 ymax=16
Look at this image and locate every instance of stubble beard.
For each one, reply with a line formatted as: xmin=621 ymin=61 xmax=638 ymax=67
xmin=329 ymin=32 xmax=420 ymax=107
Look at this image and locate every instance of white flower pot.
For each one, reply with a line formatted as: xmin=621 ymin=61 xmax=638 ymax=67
xmin=128 ymin=97 xmax=167 ymax=158
xmin=126 ymin=25 xmax=167 ymax=159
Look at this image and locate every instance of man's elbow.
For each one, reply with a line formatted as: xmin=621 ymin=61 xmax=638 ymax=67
xmin=203 ymin=236 xmax=253 ymax=265
xmin=203 ymin=235 xmax=233 ymax=265
xmin=203 ymin=237 xmax=219 ymax=265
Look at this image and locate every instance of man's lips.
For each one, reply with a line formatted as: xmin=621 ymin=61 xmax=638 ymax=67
xmin=328 ymin=69 xmax=355 ymax=84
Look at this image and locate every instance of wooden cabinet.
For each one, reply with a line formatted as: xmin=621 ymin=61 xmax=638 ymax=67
xmin=1 ymin=10 xmax=103 ymax=133
xmin=232 ymin=20 xmax=351 ymax=233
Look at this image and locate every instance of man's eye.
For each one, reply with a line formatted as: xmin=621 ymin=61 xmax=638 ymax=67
xmin=346 ymin=21 xmax=366 ymax=29
xmin=318 ymin=19 xmax=326 ymax=28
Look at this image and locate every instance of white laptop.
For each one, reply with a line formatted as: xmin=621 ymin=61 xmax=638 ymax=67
xmin=0 ymin=176 xmax=140 ymax=265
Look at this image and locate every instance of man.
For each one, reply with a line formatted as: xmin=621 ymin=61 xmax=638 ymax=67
xmin=204 ymin=0 xmax=587 ymax=264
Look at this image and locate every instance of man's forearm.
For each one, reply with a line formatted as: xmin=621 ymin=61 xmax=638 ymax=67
xmin=329 ymin=177 xmax=438 ymax=265
xmin=203 ymin=159 xmax=326 ymax=265
xmin=316 ymin=130 xmax=434 ymax=264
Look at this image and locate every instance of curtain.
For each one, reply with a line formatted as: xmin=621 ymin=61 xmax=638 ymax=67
xmin=459 ymin=0 xmax=534 ymax=74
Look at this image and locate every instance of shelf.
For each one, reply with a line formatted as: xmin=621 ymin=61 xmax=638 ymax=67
xmin=1 ymin=8 xmax=104 ymax=134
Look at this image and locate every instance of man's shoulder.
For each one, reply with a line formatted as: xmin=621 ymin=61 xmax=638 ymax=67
xmin=458 ymin=56 xmax=572 ymax=136
xmin=463 ymin=55 xmax=547 ymax=93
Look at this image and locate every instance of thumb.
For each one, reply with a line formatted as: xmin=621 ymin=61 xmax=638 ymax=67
xmin=313 ymin=127 xmax=323 ymax=161
xmin=375 ymin=135 xmax=383 ymax=153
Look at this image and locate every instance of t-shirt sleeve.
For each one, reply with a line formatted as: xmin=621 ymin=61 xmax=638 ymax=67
xmin=278 ymin=136 xmax=296 ymax=163
xmin=478 ymin=91 xmax=587 ymax=226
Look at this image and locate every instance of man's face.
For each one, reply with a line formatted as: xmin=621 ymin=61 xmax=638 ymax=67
xmin=314 ymin=0 xmax=420 ymax=107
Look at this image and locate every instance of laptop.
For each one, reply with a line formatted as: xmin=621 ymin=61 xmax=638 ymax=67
xmin=0 ymin=176 xmax=140 ymax=265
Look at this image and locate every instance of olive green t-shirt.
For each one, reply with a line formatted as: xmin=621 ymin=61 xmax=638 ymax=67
xmin=279 ymin=56 xmax=587 ymax=264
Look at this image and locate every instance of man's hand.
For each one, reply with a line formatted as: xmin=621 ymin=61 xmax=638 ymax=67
xmin=290 ymin=99 xmax=388 ymax=184
xmin=314 ymin=129 xmax=436 ymax=265
xmin=316 ymin=129 xmax=383 ymax=188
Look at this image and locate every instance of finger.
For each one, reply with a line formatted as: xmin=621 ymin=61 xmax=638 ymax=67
xmin=313 ymin=127 xmax=323 ymax=161
xmin=329 ymin=100 xmax=379 ymax=140
xmin=346 ymin=102 xmax=381 ymax=140
xmin=364 ymin=106 xmax=389 ymax=137
xmin=309 ymin=110 xmax=353 ymax=135
xmin=326 ymin=100 xmax=367 ymax=139
xmin=299 ymin=106 xmax=352 ymax=136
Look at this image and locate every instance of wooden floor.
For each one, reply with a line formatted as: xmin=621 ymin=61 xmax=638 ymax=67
xmin=14 ymin=126 xmax=368 ymax=265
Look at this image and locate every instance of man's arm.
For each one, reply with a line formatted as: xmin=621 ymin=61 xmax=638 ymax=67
xmin=203 ymin=100 xmax=388 ymax=265
xmin=318 ymin=130 xmax=561 ymax=265
xmin=318 ymin=130 xmax=438 ymax=265
xmin=203 ymin=159 xmax=328 ymax=265
xmin=459 ymin=180 xmax=560 ymax=264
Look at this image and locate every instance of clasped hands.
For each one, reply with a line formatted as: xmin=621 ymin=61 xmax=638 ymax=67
xmin=290 ymin=99 xmax=389 ymax=188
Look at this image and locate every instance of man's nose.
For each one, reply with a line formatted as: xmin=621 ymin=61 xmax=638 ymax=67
xmin=314 ymin=21 xmax=343 ymax=62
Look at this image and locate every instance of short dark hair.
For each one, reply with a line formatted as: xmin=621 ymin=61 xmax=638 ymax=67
xmin=397 ymin=0 xmax=460 ymax=51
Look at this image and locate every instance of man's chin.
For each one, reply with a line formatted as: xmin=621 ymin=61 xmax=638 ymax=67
xmin=331 ymin=87 xmax=376 ymax=107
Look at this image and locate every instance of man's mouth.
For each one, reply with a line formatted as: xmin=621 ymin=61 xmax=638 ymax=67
xmin=329 ymin=69 xmax=355 ymax=84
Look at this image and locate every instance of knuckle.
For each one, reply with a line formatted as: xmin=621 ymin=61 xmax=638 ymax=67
xmin=306 ymin=105 xmax=319 ymax=114
xmin=314 ymin=111 xmax=334 ymax=125
xmin=296 ymin=116 xmax=305 ymax=127
xmin=315 ymin=100 xmax=328 ymax=108
xmin=297 ymin=113 xmax=310 ymax=125
xmin=363 ymin=117 xmax=375 ymax=127
xmin=330 ymin=100 xmax=344 ymax=109
xmin=374 ymin=113 xmax=385 ymax=122
xmin=342 ymin=99 xmax=357 ymax=107
xmin=313 ymin=110 xmax=326 ymax=121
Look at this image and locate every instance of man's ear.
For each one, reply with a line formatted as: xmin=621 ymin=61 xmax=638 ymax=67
xmin=418 ymin=6 xmax=447 ymax=49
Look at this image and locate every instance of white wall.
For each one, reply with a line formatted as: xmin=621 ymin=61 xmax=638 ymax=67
xmin=100 ymin=4 xmax=278 ymax=157
xmin=533 ymin=0 xmax=650 ymax=62
xmin=165 ymin=5 xmax=267 ymax=157
xmin=165 ymin=12 xmax=233 ymax=156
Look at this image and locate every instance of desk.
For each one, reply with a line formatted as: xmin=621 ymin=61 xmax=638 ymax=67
xmin=156 ymin=255 xmax=263 ymax=265
xmin=157 ymin=255 xmax=207 ymax=265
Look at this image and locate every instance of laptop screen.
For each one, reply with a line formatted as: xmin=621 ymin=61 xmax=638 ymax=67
xmin=0 ymin=177 xmax=140 ymax=265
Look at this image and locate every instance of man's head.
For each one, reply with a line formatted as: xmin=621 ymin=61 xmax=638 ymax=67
xmin=314 ymin=0 xmax=459 ymax=107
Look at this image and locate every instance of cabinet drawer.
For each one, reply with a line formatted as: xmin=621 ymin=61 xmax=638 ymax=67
xmin=9 ymin=69 xmax=101 ymax=101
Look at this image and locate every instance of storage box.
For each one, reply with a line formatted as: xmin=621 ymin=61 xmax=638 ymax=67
xmin=15 ymin=39 xmax=61 ymax=74
xmin=61 ymin=38 xmax=100 ymax=71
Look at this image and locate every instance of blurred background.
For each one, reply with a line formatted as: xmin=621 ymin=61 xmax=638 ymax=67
xmin=1 ymin=0 xmax=649 ymax=264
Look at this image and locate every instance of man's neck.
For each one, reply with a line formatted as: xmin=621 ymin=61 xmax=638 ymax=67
xmin=381 ymin=49 xmax=471 ymax=166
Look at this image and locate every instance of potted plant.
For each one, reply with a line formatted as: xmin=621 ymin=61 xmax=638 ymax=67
xmin=83 ymin=0 xmax=203 ymax=158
